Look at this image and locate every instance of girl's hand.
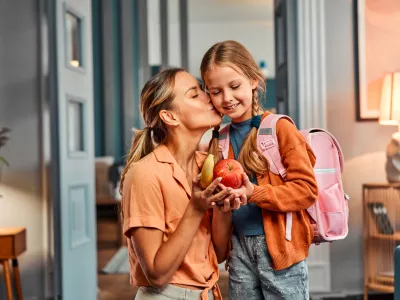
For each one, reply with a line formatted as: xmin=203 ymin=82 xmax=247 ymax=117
xmin=215 ymin=183 xmax=248 ymax=211
xmin=191 ymin=176 xmax=232 ymax=212
xmin=228 ymin=173 xmax=254 ymax=200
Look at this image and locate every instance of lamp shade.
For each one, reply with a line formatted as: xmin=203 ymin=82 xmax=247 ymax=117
xmin=379 ymin=72 xmax=400 ymax=125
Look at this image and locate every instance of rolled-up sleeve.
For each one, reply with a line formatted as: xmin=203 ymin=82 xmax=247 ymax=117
xmin=122 ymin=164 xmax=165 ymax=237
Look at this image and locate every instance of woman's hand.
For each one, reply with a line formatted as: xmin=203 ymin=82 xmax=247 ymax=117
xmin=191 ymin=176 xmax=232 ymax=212
xmin=227 ymin=173 xmax=254 ymax=201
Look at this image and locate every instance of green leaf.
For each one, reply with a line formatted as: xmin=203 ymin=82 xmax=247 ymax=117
xmin=0 ymin=156 xmax=9 ymax=167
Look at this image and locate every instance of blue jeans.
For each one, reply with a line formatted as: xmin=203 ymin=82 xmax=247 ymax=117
xmin=228 ymin=234 xmax=309 ymax=300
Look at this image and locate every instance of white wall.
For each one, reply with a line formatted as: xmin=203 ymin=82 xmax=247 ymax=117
xmin=147 ymin=0 xmax=161 ymax=66
xmin=147 ymin=0 xmax=182 ymax=68
xmin=168 ymin=0 xmax=182 ymax=68
xmin=325 ymin=0 xmax=396 ymax=294
xmin=188 ymin=21 xmax=275 ymax=78
xmin=188 ymin=0 xmax=275 ymax=78
xmin=0 ymin=1 xmax=45 ymax=299
xmin=146 ymin=0 xmax=275 ymax=78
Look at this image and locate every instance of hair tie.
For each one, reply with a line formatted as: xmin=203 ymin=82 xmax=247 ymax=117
xmin=250 ymin=115 xmax=262 ymax=129
xmin=145 ymin=127 xmax=153 ymax=133
xmin=212 ymin=129 xmax=219 ymax=139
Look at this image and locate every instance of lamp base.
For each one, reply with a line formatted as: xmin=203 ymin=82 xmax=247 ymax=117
xmin=386 ymin=132 xmax=400 ymax=182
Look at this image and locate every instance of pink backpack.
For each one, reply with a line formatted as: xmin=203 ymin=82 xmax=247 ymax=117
xmin=218 ymin=114 xmax=349 ymax=244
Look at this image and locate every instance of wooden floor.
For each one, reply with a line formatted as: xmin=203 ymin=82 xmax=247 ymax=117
xmin=97 ymin=219 xmax=136 ymax=300
xmin=96 ymin=217 xmax=229 ymax=299
xmin=96 ymin=214 xmax=395 ymax=300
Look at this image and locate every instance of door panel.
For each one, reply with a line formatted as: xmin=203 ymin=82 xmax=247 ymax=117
xmin=51 ymin=0 xmax=97 ymax=299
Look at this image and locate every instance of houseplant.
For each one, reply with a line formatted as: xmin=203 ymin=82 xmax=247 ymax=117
xmin=0 ymin=127 xmax=10 ymax=174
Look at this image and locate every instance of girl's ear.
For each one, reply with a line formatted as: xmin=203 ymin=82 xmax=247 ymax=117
xmin=250 ymin=78 xmax=258 ymax=90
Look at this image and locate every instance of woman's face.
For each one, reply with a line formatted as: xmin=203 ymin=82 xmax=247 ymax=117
xmin=171 ymin=71 xmax=222 ymax=132
xmin=204 ymin=65 xmax=257 ymax=123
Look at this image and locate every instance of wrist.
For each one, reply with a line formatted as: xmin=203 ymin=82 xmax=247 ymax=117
xmin=247 ymin=184 xmax=255 ymax=200
xmin=186 ymin=201 xmax=206 ymax=218
xmin=214 ymin=207 xmax=232 ymax=217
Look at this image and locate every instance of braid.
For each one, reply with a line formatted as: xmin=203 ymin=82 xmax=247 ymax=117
xmin=252 ymin=89 xmax=263 ymax=116
xmin=208 ymin=125 xmax=222 ymax=165
xmin=237 ymin=89 xmax=269 ymax=177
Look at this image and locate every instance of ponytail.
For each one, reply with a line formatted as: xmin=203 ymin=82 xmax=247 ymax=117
xmin=119 ymin=127 xmax=154 ymax=195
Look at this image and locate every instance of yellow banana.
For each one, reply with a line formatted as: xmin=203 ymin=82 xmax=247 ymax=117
xmin=200 ymin=154 xmax=215 ymax=189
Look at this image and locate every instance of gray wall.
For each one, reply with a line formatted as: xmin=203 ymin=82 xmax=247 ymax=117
xmin=325 ymin=0 xmax=396 ymax=294
xmin=0 ymin=0 xmax=45 ymax=299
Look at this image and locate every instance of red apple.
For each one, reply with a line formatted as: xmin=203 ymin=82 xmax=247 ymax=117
xmin=213 ymin=159 xmax=244 ymax=189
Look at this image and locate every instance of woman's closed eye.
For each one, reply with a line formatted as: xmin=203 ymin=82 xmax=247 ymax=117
xmin=231 ymin=84 xmax=240 ymax=90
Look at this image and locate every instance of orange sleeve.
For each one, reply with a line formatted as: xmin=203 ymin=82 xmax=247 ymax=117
xmin=250 ymin=118 xmax=318 ymax=212
xmin=122 ymin=164 xmax=165 ymax=237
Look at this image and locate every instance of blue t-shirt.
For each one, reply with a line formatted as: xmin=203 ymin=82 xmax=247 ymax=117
xmin=230 ymin=119 xmax=264 ymax=236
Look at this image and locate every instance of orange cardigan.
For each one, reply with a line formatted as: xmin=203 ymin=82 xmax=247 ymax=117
xmin=226 ymin=111 xmax=318 ymax=271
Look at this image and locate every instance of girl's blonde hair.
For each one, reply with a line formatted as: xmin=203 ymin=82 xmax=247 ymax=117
xmin=200 ymin=40 xmax=269 ymax=177
xmin=119 ymin=68 xmax=185 ymax=194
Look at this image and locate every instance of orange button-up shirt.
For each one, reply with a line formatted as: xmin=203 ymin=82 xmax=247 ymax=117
xmin=122 ymin=145 xmax=221 ymax=300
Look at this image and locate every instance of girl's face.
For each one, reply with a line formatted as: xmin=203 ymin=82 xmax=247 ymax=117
xmin=204 ymin=65 xmax=258 ymax=123
xmin=172 ymin=71 xmax=222 ymax=132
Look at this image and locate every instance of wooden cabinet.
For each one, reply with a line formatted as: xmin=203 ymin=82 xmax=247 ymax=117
xmin=363 ymin=183 xmax=400 ymax=299
xmin=0 ymin=227 xmax=26 ymax=300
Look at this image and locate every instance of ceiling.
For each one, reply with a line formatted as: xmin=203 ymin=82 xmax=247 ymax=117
xmin=189 ymin=0 xmax=273 ymax=22
xmin=166 ymin=0 xmax=274 ymax=23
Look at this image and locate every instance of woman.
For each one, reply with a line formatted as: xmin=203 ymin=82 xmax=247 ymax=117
xmin=120 ymin=68 xmax=246 ymax=300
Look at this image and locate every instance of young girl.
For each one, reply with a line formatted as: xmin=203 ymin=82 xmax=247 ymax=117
xmin=201 ymin=41 xmax=318 ymax=300
xmin=120 ymin=68 xmax=245 ymax=300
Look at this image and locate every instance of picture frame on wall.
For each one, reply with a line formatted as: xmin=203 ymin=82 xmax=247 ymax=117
xmin=354 ymin=0 xmax=400 ymax=121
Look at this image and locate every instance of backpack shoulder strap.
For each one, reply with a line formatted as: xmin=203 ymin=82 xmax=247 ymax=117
xmin=258 ymin=114 xmax=296 ymax=242
xmin=257 ymin=114 xmax=295 ymax=179
xmin=217 ymin=124 xmax=230 ymax=159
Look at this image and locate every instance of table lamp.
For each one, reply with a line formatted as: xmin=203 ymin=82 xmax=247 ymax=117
xmin=379 ymin=72 xmax=400 ymax=182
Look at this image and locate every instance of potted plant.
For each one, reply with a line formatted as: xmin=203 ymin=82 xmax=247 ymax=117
xmin=0 ymin=127 xmax=10 ymax=175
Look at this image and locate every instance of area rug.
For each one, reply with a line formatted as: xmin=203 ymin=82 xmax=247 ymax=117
xmin=101 ymin=246 xmax=130 ymax=274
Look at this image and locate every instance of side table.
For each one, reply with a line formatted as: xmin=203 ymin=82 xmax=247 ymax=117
xmin=0 ymin=227 xmax=26 ymax=300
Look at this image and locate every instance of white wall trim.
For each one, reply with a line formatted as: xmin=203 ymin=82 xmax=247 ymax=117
xmin=297 ymin=0 xmax=330 ymax=293
xmin=298 ymin=0 xmax=327 ymax=130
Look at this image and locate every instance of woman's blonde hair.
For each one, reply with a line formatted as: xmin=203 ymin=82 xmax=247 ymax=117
xmin=201 ymin=40 xmax=268 ymax=177
xmin=119 ymin=68 xmax=185 ymax=194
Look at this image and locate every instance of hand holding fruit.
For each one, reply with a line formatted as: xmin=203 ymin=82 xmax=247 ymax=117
xmin=199 ymin=155 xmax=248 ymax=210
xmin=226 ymin=172 xmax=255 ymax=201
xmin=216 ymin=185 xmax=247 ymax=212
xmin=191 ymin=174 xmax=233 ymax=213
